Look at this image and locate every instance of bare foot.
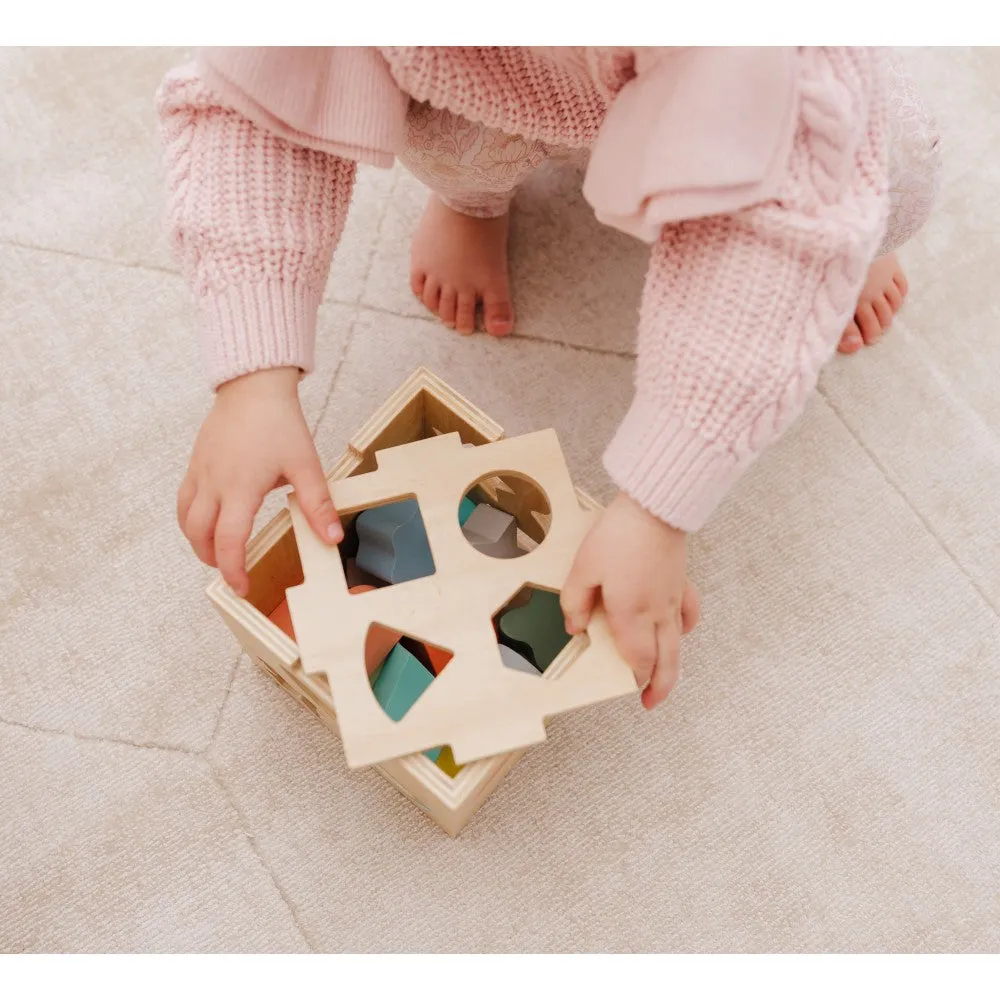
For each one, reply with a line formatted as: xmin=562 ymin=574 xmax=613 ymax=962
xmin=839 ymin=252 xmax=909 ymax=354
xmin=410 ymin=196 xmax=514 ymax=337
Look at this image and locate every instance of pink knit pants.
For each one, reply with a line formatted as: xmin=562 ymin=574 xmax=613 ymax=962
xmin=398 ymin=54 xmax=941 ymax=257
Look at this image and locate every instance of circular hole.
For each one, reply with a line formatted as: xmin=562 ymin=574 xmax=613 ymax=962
xmin=458 ymin=471 xmax=551 ymax=560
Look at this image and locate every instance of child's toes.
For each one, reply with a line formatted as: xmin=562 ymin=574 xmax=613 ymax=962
xmin=483 ymin=290 xmax=513 ymax=337
xmin=838 ymin=319 xmax=864 ymax=354
xmin=894 ymin=272 xmax=909 ymax=298
xmin=884 ymin=280 xmax=904 ymax=311
xmin=410 ymin=269 xmax=426 ymax=301
xmin=438 ymin=285 xmax=458 ymax=328
xmin=455 ymin=292 xmax=476 ymax=335
xmin=856 ymin=301 xmax=882 ymax=345
xmin=422 ymin=277 xmax=442 ymax=314
xmin=871 ymin=293 xmax=894 ymax=332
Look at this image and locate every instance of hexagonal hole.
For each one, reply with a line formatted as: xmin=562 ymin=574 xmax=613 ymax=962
xmin=492 ymin=585 xmax=573 ymax=675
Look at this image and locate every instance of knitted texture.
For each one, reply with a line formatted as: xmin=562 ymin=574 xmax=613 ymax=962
xmin=156 ymin=47 xmax=898 ymax=530
xmin=156 ymin=64 xmax=356 ymax=387
xmin=604 ymin=48 xmax=889 ymax=529
xmin=380 ymin=46 xmax=626 ymax=149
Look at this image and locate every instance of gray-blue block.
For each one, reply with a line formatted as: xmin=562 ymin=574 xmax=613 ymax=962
xmin=355 ymin=499 xmax=435 ymax=585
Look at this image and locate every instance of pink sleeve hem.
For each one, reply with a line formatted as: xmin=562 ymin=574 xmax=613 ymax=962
xmin=200 ymin=280 xmax=322 ymax=389
xmin=603 ymin=391 xmax=743 ymax=533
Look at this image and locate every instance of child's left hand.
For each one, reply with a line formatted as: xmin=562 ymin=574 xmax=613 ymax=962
xmin=561 ymin=492 xmax=700 ymax=709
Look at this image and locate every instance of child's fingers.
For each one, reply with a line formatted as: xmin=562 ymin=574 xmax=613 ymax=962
xmin=176 ymin=474 xmax=196 ymax=531
xmin=214 ymin=499 xmax=258 ymax=597
xmin=606 ymin=608 xmax=657 ymax=689
xmin=681 ymin=582 xmax=701 ymax=634
xmin=641 ymin=621 xmax=681 ymax=710
xmin=286 ymin=453 xmax=343 ymax=545
xmin=183 ymin=492 xmax=220 ymax=569
xmin=560 ymin=556 xmax=599 ymax=634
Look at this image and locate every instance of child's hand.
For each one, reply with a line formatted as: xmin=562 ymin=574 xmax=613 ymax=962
xmin=177 ymin=368 xmax=343 ymax=597
xmin=561 ymin=492 xmax=700 ymax=710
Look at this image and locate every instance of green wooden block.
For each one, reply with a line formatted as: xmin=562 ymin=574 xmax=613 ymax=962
xmin=371 ymin=644 xmax=435 ymax=722
xmin=458 ymin=495 xmax=477 ymax=526
xmin=498 ymin=588 xmax=572 ymax=672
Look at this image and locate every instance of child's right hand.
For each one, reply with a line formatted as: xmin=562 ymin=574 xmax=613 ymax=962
xmin=177 ymin=367 xmax=343 ymax=597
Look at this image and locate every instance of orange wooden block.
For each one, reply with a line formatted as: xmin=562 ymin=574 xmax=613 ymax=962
xmin=427 ymin=645 xmax=453 ymax=675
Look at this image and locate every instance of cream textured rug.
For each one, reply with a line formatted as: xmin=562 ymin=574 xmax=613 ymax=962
xmin=1 ymin=47 xmax=998 ymax=953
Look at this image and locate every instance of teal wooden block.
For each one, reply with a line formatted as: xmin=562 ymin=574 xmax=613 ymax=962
xmin=498 ymin=588 xmax=571 ymax=672
xmin=371 ymin=643 xmax=435 ymax=722
xmin=355 ymin=499 xmax=435 ymax=584
xmin=458 ymin=495 xmax=476 ymax=526
xmin=424 ymin=746 xmax=442 ymax=763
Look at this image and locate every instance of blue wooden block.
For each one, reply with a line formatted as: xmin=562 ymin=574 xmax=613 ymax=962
xmin=371 ymin=643 xmax=435 ymax=721
xmin=355 ymin=499 xmax=435 ymax=584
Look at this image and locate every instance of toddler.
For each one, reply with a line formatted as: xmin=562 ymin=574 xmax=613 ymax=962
xmin=159 ymin=47 xmax=940 ymax=710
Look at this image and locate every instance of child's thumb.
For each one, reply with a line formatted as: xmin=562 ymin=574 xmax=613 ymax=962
xmin=287 ymin=455 xmax=343 ymax=545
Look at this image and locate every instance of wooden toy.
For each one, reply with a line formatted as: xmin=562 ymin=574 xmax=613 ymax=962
xmin=370 ymin=643 xmax=442 ymax=764
xmin=344 ymin=557 xmax=383 ymax=590
xmin=207 ymin=368 xmax=636 ymax=836
xmin=371 ymin=643 xmax=436 ymax=720
xmin=286 ymin=423 xmax=636 ymax=770
xmin=499 ymin=642 xmax=542 ymax=676
xmin=434 ymin=745 xmax=463 ymax=778
xmin=398 ymin=636 xmax=453 ymax=676
xmin=350 ymin=585 xmax=405 ymax=676
xmin=355 ymin=498 xmax=435 ymax=585
xmin=272 ymin=586 xmax=402 ymax=677
xmin=268 ymin=597 xmax=295 ymax=640
xmin=458 ymin=495 xmax=476 ymax=526
xmin=426 ymin=644 xmax=453 ymax=676
xmin=461 ymin=502 xmax=521 ymax=559
xmin=497 ymin=588 xmax=572 ymax=672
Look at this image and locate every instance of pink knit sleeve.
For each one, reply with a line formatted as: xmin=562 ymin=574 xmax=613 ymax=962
xmin=156 ymin=64 xmax=357 ymax=388
xmin=603 ymin=49 xmax=890 ymax=532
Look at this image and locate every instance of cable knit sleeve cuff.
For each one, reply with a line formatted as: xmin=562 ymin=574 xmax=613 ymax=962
xmin=602 ymin=391 xmax=745 ymax=533
xmin=198 ymin=280 xmax=322 ymax=389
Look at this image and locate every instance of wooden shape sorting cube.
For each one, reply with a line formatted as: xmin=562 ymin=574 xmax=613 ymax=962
xmin=285 ymin=427 xmax=637 ymax=769
xmin=206 ymin=368 xmax=635 ymax=836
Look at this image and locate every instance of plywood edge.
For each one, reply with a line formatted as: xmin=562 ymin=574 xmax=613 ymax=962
xmin=347 ymin=368 xmax=429 ymax=456
xmin=420 ymin=372 xmax=505 ymax=443
xmin=207 ymin=575 xmax=300 ymax=673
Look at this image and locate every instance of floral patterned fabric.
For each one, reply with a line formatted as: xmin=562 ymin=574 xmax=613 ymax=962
xmin=399 ymin=54 xmax=942 ymax=257
xmin=399 ymin=100 xmax=561 ymax=218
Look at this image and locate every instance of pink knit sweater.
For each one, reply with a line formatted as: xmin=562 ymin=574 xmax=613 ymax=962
xmin=157 ymin=47 xmax=889 ymax=532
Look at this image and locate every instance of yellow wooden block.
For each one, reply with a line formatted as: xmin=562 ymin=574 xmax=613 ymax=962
xmin=435 ymin=745 xmax=464 ymax=778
